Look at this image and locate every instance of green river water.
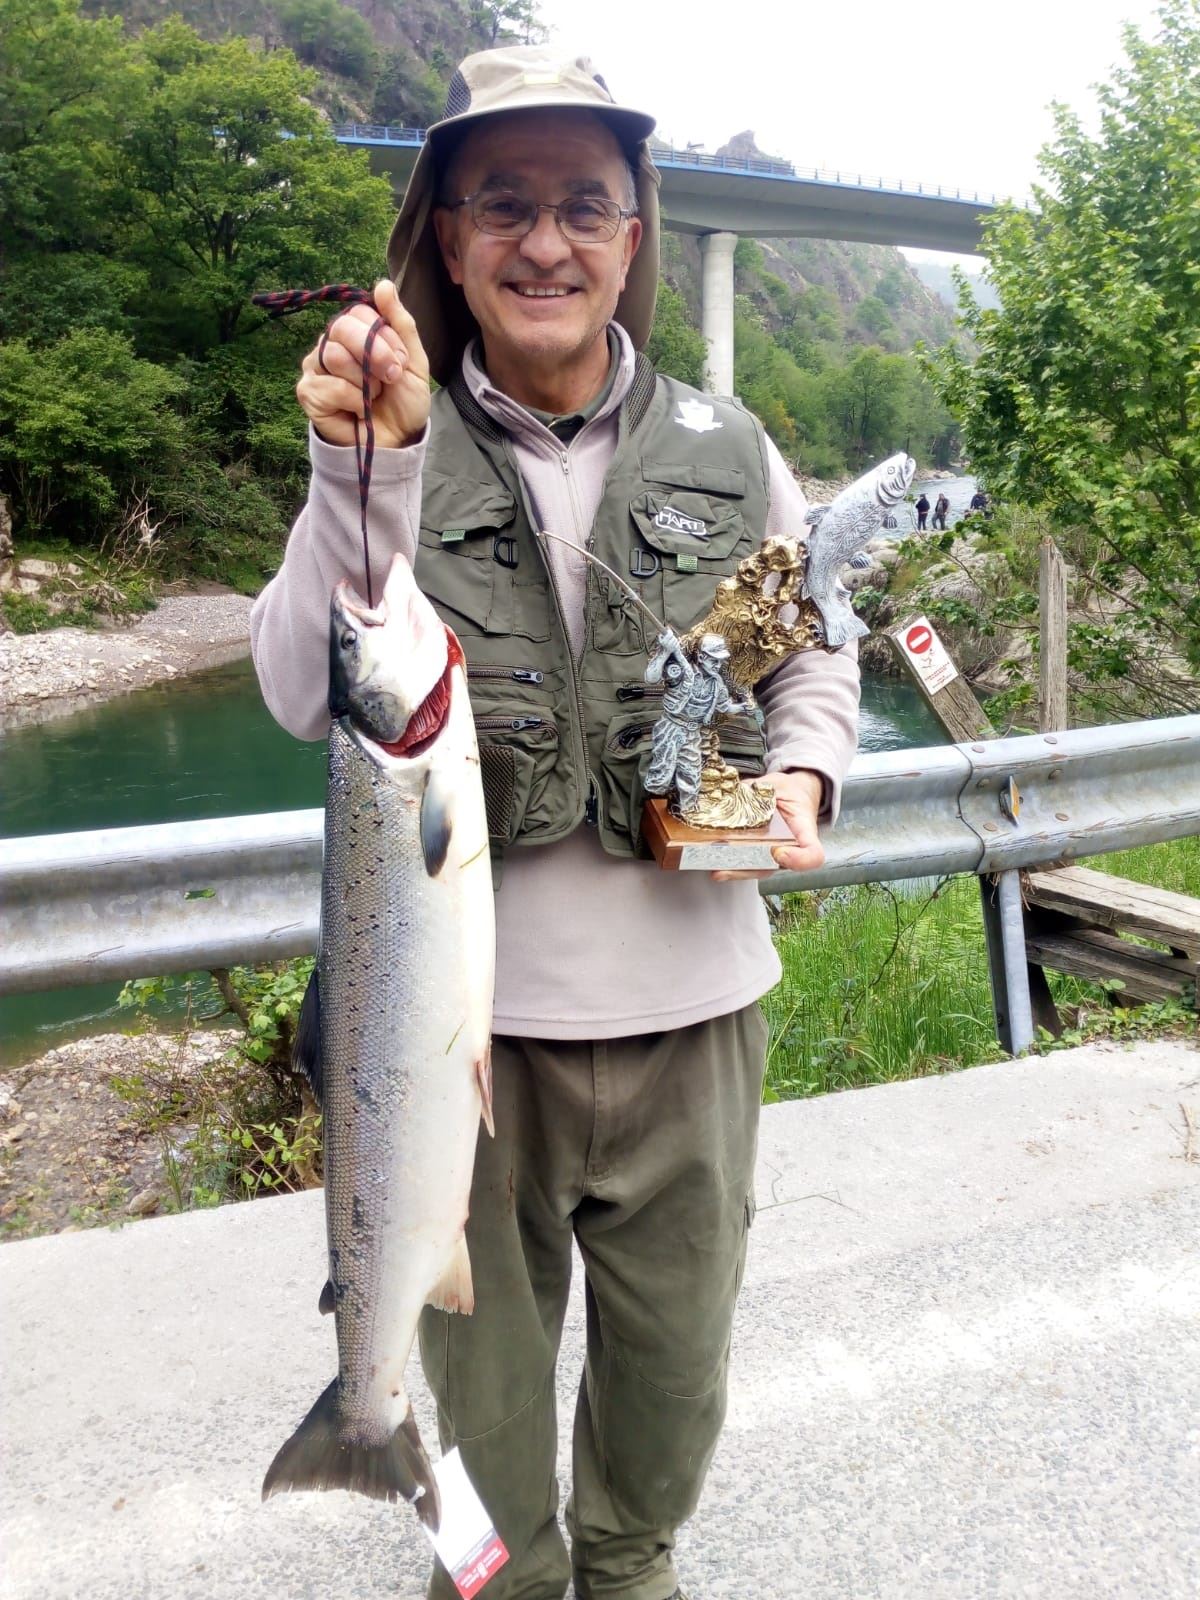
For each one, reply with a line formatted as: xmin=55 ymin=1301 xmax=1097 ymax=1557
xmin=0 ymin=657 xmax=941 ymax=1061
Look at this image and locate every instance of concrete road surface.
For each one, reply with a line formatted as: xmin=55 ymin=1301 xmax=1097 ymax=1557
xmin=3 ymin=1040 xmax=1199 ymax=1600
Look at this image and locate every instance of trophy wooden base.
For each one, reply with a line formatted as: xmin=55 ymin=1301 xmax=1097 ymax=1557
xmin=642 ymin=796 xmax=795 ymax=871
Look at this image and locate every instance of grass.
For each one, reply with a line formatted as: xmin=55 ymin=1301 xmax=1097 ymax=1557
xmin=764 ymin=835 xmax=1200 ymax=1101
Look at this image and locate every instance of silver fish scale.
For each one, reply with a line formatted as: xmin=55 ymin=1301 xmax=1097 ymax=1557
xmin=319 ymin=721 xmax=476 ymax=1444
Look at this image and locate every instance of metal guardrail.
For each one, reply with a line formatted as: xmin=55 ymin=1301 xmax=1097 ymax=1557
xmin=329 ymin=124 xmax=1017 ymax=208
xmin=2 ymin=716 xmax=1197 ymax=999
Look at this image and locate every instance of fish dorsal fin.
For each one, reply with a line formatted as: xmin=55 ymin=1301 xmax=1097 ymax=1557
xmin=293 ymin=968 xmax=323 ymax=1104
xmin=426 ymin=1234 xmax=474 ymax=1316
xmin=318 ymin=1279 xmax=335 ymax=1315
xmin=420 ymin=766 xmax=455 ymax=877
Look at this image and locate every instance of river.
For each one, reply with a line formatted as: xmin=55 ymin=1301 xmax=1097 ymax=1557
xmin=1 ymin=652 xmax=943 ymax=1062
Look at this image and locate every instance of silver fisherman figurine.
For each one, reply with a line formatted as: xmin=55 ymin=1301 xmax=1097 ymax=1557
xmin=643 ymin=630 xmax=755 ymax=815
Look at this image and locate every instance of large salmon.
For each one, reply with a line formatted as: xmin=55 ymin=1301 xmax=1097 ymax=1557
xmin=262 ymin=553 xmax=495 ymax=1531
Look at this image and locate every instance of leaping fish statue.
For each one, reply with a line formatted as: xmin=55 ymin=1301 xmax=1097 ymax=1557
xmin=803 ymin=452 xmax=916 ymax=648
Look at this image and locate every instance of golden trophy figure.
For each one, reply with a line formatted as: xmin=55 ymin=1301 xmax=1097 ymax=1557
xmin=641 ymin=452 xmax=915 ymax=869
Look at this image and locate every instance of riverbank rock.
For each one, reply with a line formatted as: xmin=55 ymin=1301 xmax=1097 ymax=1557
xmin=0 ymin=591 xmax=254 ymax=729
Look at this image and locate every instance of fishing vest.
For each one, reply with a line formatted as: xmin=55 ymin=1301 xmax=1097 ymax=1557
xmin=412 ymin=355 xmax=771 ymax=863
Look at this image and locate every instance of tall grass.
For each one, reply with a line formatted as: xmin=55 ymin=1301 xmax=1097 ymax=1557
xmin=764 ymin=835 xmax=1200 ymax=1100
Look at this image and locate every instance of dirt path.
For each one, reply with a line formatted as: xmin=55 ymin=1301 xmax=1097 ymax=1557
xmin=0 ymin=590 xmax=254 ymax=730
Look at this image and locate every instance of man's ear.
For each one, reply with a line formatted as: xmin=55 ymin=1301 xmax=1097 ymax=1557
xmin=617 ymin=216 xmax=643 ymax=292
xmin=433 ymin=207 xmax=466 ymax=287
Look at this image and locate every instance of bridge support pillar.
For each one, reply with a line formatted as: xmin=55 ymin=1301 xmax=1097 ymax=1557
xmin=699 ymin=231 xmax=738 ymax=395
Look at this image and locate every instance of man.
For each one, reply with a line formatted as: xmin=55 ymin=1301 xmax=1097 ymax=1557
xmin=251 ymin=46 xmax=859 ymax=1600
xmin=915 ymin=491 xmax=930 ymax=531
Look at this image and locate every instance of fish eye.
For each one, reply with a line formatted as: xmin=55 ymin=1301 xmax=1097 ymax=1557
xmin=340 ymin=629 xmax=357 ymax=650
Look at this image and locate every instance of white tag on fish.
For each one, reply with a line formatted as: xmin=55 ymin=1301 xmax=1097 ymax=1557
xmin=420 ymin=1448 xmax=509 ymax=1597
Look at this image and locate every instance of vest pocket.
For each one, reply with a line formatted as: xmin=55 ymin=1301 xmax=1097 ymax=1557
xmin=416 ymin=478 xmax=551 ymax=642
xmin=474 ymin=715 xmax=560 ymax=845
xmin=629 ymin=489 xmax=751 ymax=635
xmin=598 ymin=709 xmax=657 ymax=855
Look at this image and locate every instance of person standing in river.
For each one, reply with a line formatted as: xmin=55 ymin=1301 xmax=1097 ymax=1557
xmin=932 ymin=492 xmax=950 ymax=530
xmin=914 ymin=491 xmax=931 ymax=531
xmin=250 ymin=46 xmax=859 ymax=1600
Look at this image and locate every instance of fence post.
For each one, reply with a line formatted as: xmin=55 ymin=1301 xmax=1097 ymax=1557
xmin=1039 ymin=538 xmax=1069 ymax=733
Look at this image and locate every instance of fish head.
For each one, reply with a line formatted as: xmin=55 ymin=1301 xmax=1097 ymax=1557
xmin=329 ymin=555 xmax=459 ymax=756
xmin=874 ymin=453 xmax=917 ymax=507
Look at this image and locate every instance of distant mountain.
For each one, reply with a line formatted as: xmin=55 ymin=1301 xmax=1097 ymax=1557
xmin=906 ymin=257 xmax=1001 ymax=314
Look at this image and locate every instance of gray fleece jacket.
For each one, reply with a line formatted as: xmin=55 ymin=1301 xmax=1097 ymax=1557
xmin=250 ymin=325 xmax=860 ymax=1039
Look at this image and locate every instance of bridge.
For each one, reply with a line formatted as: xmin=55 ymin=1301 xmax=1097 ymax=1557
xmin=334 ymin=125 xmax=1006 ymax=393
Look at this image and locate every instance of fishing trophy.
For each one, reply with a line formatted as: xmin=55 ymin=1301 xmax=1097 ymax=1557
xmin=639 ymin=452 xmax=916 ymax=869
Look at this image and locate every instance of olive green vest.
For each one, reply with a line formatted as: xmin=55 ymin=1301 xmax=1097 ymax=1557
xmin=412 ymin=355 xmax=771 ymax=861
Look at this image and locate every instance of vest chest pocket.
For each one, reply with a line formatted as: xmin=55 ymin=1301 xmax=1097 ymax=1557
xmin=629 ymin=484 xmax=752 ymax=636
xmin=416 ymin=475 xmax=551 ymax=642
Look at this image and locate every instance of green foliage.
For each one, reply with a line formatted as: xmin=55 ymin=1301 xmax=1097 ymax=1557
xmin=276 ymin=0 xmax=377 ymax=83
xmin=116 ymin=957 xmax=322 ymax=1211
xmin=0 ymin=0 xmax=394 ymax=575
xmin=644 ymin=283 xmax=707 ymax=389
xmin=929 ymin=0 xmax=1200 ymax=681
xmin=373 ymin=44 xmax=447 ymax=126
xmin=764 ymin=834 xmax=1199 ymax=1101
xmin=0 ymin=330 xmax=185 ymax=532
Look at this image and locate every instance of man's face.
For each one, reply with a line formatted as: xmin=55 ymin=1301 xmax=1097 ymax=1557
xmin=433 ymin=109 xmax=642 ymax=379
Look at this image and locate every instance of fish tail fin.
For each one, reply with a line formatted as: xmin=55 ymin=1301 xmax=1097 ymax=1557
xmin=816 ymin=601 xmax=870 ymax=649
xmin=262 ymin=1380 xmax=441 ymax=1530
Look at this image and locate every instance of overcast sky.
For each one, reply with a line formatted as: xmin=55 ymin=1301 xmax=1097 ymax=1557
xmin=539 ymin=0 xmax=1168 ymax=265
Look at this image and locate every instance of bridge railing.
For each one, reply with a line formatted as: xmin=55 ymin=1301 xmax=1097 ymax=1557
xmin=2 ymin=716 xmax=1197 ymax=1004
xmin=329 ymin=123 xmax=1017 ymax=207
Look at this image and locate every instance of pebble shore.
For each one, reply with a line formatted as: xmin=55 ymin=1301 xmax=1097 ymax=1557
xmin=0 ymin=591 xmax=255 ymax=729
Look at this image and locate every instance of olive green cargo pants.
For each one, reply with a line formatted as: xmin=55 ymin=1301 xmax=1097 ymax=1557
xmin=419 ymin=1003 xmax=767 ymax=1600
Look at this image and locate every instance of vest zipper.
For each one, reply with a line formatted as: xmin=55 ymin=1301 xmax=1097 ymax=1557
xmin=467 ymin=666 xmax=545 ymax=685
xmin=615 ymin=682 xmax=665 ymax=702
xmin=474 ymin=716 xmax=556 ymax=735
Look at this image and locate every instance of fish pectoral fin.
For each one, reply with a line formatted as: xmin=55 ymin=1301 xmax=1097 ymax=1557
xmin=420 ymin=766 xmax=455 ymax=877
xmin=426 ymin=1234 xmax=475 ymax=1316
xmin=318 ymin=1279 xmax=335 ymax=1316
xmin=476 ymin=1048 xmax=495 ymax=1138
xmin=293 ymin=968 xmax=323 ymax=1104
xmin=262 ymin=1381 xmax=442 ymax=1531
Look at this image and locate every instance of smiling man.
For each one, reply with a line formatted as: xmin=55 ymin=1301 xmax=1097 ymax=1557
xmin=251 ymin=46 xmax=859 ymax=1600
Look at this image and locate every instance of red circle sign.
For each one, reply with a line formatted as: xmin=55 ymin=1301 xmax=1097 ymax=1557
xmin=905 ymin=624 xmax=933 ymax=655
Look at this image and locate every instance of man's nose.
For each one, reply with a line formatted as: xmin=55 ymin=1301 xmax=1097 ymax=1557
xmin=518 ymin=208 xmax=573 ymax=269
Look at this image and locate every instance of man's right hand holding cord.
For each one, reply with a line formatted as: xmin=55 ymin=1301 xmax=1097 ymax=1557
xmin=296 ymin=279 xmax=432 ymax=450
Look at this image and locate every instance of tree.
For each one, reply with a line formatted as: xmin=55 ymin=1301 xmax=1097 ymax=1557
xmin=644 ymin=283 xmax=707 ymax=389
xmin=0 ymin=330 xmax=185 ymax=531
xmin=114 ymin=21 xmax=395 ymax=348
xmin=822 ymin=348 xmax=907 ymax=466
xmin=470 ymin=1 xmax=546 ymax=47
xmin=275 ymin=0 xmax=377 ymax=83
xmin=931 ymin=0 xmax=1200 ymax=678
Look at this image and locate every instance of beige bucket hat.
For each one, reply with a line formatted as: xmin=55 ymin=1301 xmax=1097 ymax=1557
xmin=385 ymin=46 xmax=660 ymax=386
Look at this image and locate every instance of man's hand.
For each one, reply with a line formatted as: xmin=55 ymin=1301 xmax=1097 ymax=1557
xmin=296 ymin=279 xmax=431 ymax=450
xmin=711 ymin=769 xmax=826 ymax=882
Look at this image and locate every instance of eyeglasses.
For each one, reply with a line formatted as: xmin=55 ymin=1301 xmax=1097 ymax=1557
xmin=445 ymin=190 xmax=636 ymax=244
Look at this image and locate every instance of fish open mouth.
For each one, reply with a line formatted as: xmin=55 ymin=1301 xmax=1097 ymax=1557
xmin=375 ymin=630 xmax=464 ymax=760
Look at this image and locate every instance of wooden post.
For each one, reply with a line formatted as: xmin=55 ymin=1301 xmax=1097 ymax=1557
xmin=887 ymin=613 xmax=995 ymax=742
xmin=1038 ymin=538 xmax=1068 ymax=733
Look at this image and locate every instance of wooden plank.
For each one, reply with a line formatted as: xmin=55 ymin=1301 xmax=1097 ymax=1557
xmin=1038 ymin=539 xmax=1069 ymax=733
xmin=1024 ymin=866 xmax=1200 ymax=954
xmin=887 ymin=615 xmax=995 ymax=743
xmin=1024 ymin=925 xmax=1198 ymax=1005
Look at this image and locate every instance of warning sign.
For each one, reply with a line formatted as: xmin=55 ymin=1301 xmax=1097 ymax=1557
xmin=894 ymin=614 xmax=959 ymax=693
